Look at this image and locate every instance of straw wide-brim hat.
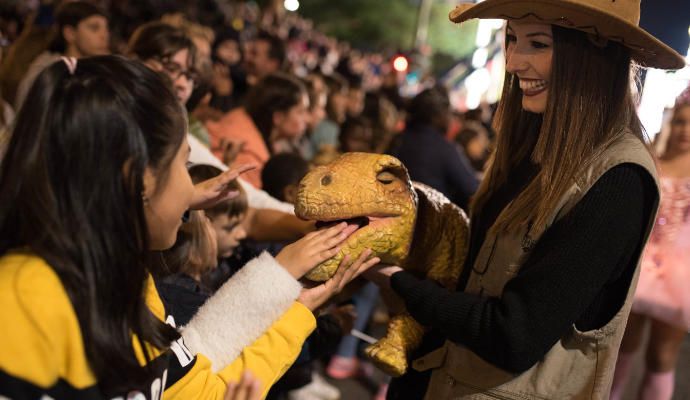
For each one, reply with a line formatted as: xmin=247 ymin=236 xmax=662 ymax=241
xmin=449 ymin=0 xmax=686 ymax=70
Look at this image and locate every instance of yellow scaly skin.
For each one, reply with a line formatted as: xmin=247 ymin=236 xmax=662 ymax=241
xmin=295 ymin=152 xmax=469 ymax=377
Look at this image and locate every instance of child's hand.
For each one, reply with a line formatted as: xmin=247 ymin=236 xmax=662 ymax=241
xmin=224 ymin=372 xmax=261 ymax=400
xmin=190 ymin=164 xmax=255 ymax=210
xmin=276 ymin=222 xmax=359 ymax=279
xmin=298 ymin=249 xmax=380 ymax=311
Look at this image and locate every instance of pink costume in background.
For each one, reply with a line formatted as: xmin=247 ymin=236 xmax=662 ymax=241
xmin=632 ymin=174 xmax=690 ymax=330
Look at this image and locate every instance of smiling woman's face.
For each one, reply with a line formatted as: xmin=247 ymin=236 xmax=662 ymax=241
xmin=505 ymin=21 xmax=554 ymax=114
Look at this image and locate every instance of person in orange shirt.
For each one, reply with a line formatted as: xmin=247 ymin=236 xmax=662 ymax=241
xmin=207 ymin=73 xmax=310 ymax=188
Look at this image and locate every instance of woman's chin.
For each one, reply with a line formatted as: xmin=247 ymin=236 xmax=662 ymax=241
xmin=522 ymin=94 xmax=547 ymax=114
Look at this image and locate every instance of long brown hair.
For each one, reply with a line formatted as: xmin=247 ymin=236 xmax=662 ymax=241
xmin=473 ymin=25 xmax=647 ymax=233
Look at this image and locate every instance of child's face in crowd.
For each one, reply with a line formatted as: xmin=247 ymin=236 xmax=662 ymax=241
xmin=210 ymin=213 xmax=247 ymax=258
xmin=330 ymin=90 xmax=349 ymax=123
xmin=274 ymin=93 xmax=310 ymax=139
xmin=669 ymin=105 xmax=690 ymax=154
xmin=145 ymin=48 xmax=195 ymax=104
xmin=505 ymin=22 xmax=553 ymax=114
xmin=308 ymin=93 xmax=327 ymax=131
xmin=65 ymin=15 xmax=110 ymax=57
xmin=216 ymin=39 xmax=241 ymax=66
xmin=144 ymin=140 xmax=195 ymax=250
xmin=347 ymin=87 xmax=365 ymax=117
xmin=343 ymin=126 xmax=373 ymax=153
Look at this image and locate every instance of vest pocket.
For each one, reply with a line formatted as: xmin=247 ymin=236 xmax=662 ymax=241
xmin=411 ymin=344 xmax=448 ymax=372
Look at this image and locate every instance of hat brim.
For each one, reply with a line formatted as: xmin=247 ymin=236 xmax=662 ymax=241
xmin=450 ymin=0 xmax=686 ymax=70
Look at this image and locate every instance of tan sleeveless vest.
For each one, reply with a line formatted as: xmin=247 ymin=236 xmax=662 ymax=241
xmin=414 ymin=134 xmax=659 ymax=400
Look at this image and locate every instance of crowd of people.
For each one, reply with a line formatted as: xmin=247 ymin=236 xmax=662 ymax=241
xmin=0 ymin=0 xmax=688 ymax=400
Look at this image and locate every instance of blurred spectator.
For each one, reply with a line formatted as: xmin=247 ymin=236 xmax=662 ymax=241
xmin=310 ymin=73 xmax=348 ymax=155
xmin=15 ymin=1 xmax=110 ymax=109
xmin=244 ymin=29 xmax=285 ymax=87
xmin=207 ymin=72 xmax=309 ymax=188
xmin=128 ymin=21 xmax=198 ymax=106
xmin=346 ymin=76 xmax=365 ymax=118
xmin=261 ymin=153 xmax=310 ymax=204
xmin=340 ymin=116 xmax=374 ymax=153
xmin=464 ymin=102 xmax=496 ymax=140
xmin=299 ymin=73 xmax=328 ymax=159
xmin=379 ymin=68 xmax=405 ymax=110
xmin=362 ymin=91 xmax=400 ymax=154
xmin=127 ymin=21 xmax=220 ymax=152
xmin=305 ymin=75 xmax=328 ymax=129
xmin=209 ymin=28 xmax=245 ymax=113
xmin=455 ymin=120 xmax=490 ymax=175
xmin=390 ymin=86 xmax=478 ymax=210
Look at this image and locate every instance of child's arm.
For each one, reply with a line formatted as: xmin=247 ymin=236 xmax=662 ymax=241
xmin=180 ymin=252 xmax=303 ymax=370
xmin=163 ymin=302 xmax=316 ymax=400
xmin=162 ymin=225 xmax=377 ymax=399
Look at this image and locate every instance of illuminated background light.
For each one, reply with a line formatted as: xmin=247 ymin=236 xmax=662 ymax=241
xmin=393 ymin=56 xmax=409 ymax=72
xmin=284 ymin=0 xmax=299 ymax=12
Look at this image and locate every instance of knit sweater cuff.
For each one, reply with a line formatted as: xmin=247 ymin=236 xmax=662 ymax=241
xmin=391 ymin=271 xmax=441 ymax=327
xmin=391 ymin=271 xmax=479 ymax=337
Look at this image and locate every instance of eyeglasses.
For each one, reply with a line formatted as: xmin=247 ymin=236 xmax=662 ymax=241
xmin=155 ymin=57 xmax=199 ymax=83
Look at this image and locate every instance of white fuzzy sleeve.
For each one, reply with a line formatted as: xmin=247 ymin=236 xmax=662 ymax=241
xmin=180 ymin=251 xmax=302 ymax=371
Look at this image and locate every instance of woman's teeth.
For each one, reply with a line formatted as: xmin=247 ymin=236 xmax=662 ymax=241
xmin=519 ymin=79 xmax=547 ymax=93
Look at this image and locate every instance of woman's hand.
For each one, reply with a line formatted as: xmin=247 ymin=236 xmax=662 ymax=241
xmin=298 ymin=249 xmax=381 ymax=311
xmin=224 ymin=371 xmax=261 ymax=400
xmin=362 ymin=264 xmax=404 ymax=290
xmin=276 ymin=222 xmax=359 ymax=279
xmin=190 ymin=164 xmax=255 ymax=210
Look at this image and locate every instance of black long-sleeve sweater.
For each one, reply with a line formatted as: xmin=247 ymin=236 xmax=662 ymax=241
xmin=390 ymin=161 xmax=657 ymax=377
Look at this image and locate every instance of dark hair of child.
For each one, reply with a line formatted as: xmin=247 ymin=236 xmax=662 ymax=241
xmin=260 ymin=154 xmax=309 ymax=203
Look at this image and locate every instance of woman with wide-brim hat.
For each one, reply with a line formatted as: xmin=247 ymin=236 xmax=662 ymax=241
xmin=363 ymin=1 xmax=686 ymax=399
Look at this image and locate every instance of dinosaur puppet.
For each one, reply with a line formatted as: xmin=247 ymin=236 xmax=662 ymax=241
xmin=294 ymin=152 xmax=470 ymax=377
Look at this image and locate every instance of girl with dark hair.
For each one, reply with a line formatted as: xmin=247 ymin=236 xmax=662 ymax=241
xmin=207 ymin=72 xmax=310 ymax=188
xmin=363 ymin=1 xmax=686 ymax=399
xmin=0 ymin=55 xmax=378 ymax=399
